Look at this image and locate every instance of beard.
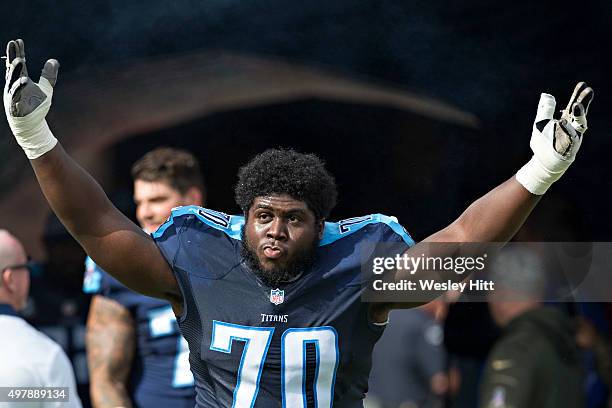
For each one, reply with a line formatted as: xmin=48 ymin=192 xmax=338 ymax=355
xmin=240 ymin=227 xmax=318 ymax=288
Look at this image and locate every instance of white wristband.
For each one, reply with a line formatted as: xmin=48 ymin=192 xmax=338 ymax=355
xmin=515 ymin=155 xmax=565 ymax=195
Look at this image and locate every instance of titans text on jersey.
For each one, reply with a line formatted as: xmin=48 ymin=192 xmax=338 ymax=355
xmin=152 ymin=206 xmax=414 ymax=407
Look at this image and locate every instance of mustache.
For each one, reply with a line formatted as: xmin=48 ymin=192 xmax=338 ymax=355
xmin=240 ymin=227 xmax=318 ymax=287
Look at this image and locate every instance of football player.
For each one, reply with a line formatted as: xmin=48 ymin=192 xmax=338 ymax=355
xmin=4 ymin=39 xmax=593 ymax=406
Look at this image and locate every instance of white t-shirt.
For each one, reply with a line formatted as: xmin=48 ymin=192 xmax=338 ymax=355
xmin=0 ymin=315 xmax=82 ymax=408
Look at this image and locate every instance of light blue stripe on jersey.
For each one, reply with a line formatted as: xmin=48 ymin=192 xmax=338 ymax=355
xmin=152 ymin=206 xmax=243 ymax=241
xmin=153 ymin=206 xmax=414 ymax=247
xmin=320 ymin=214 xmax=414 ymax=247
xmin=83 ymin=256 xmax=102 ymax=293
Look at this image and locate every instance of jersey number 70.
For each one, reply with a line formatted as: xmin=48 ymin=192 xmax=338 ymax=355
xmin=210 ymin=320 xmax=339 ymax=408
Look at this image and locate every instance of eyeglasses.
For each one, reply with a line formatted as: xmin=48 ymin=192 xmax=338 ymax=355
xmin=1 ymin=258 xmax=35 ymax=274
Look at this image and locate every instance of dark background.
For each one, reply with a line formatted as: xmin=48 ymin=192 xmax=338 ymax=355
xmin=1 ymin=0 xmax=610 ymax=240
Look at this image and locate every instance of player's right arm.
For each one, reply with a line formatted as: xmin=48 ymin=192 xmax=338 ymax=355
xmin=3 ymin=40 xmax=181 ymax=305
xmin=86 ymin=295 xmax=135 ymax=408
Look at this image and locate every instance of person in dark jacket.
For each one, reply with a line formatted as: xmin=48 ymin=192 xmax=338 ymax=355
xmin=480 ymin=248 xmax=584 ymax=408
xmin=576 ymin=316 xmax=612 ymax=408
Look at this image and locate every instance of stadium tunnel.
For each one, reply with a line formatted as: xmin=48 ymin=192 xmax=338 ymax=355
xmin=0 ymin=50 xmax=482 ymax=260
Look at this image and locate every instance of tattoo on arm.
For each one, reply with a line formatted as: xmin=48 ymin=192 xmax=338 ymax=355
xmin=86 ymin=295 xmax=136 ymax=408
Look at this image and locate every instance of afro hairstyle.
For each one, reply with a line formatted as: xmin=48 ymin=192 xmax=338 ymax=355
xmin=235 ymin=149 xmax=338 ymax=220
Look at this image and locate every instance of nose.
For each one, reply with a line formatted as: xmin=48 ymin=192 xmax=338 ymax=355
xmin=266 ymin=218 xmax=288 ymax=241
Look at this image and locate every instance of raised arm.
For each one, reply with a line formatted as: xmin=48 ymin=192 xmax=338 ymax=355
xmin=370 ymin=83 xmax=594 ymax=320
xmin=426 ymin=177 xmax=539 ymax=244
xmin=427 ymin=82 xmax=593 ymax=244
xmin=3 ymin=39 xmax=180 ymax=304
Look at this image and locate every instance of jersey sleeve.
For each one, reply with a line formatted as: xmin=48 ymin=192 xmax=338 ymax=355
xmin=320 ymin=214 xmax=415 ymax=247
xmin=152 ymin=206 xmax=244 ymax=279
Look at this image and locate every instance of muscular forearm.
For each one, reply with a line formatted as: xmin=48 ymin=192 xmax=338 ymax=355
xmin=426 ymin=83 xmax=594 ymax=244
xmin=427 ymin=177 xmax=540 ymax=243
xmin=30 ymin=143 xmax=178 ymax=300
xmin=4 ymin=39 xmax=180 ymax=302
xmin=30 ymin=143 xmax=129 ymax=240
xmin=372 ymin=84 xmax=592 ymax=315
xmin=376 ymin=178 xmax=539 ymax=313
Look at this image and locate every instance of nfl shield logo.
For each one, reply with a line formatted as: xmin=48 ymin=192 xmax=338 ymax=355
xmin=270 ymin=289 xmax=284 ymax=305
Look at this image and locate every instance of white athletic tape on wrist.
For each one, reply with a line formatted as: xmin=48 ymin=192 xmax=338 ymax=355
xmin=4 ymin=77 xmax=57 ymax=159
xmin=9 ymin=117 xmax=57 ymax=159
xmin=516 ymin=155 xmax=565 ymax=195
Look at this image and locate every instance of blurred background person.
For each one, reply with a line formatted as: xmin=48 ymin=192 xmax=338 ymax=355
xmin=21 ymin=214 xmax=94 ymax=404
xmin=366 ymin=299 xmax=449 ymax=408
xmin=444 ymin=296 xmax=499 ymax=407
xmin=576 ymin=315 xmax=612 ymax=408
xmin=83 ymin=147 xmax=205 ymax=408
xmin=480 ymin=247 xmax=584 ymax=408
xmin=0 ymin=229 xmax=82 ymax=407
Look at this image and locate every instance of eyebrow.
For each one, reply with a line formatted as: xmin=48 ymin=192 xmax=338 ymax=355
xmin=254 ymin=204 xmax=308 ymax=215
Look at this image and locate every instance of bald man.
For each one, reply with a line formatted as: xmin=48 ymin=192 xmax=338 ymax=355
xmin=0 ymin=230 xmax=82 ymax=407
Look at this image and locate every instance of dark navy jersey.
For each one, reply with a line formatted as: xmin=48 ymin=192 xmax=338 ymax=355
xmin=153 ymin=206 xmax=414 ymax=408
xmin=83 ymin=258 xmax=196 ymax=408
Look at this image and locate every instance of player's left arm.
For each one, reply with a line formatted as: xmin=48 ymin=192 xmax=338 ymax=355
xmin=425 ymin=176 xmax=539 ymax=244
xmin=374 ymin=83 xmax=594 ymax=317
xmin=427 ymin=82 xmax=594 ymax=244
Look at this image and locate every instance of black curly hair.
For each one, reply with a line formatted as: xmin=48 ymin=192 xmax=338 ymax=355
xmin=235 ymin=149 xmax=338 ymax=220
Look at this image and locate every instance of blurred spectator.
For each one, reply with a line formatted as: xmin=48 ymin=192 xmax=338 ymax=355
xmin=367 ymin=300 xmax=449 ymax=408
xmin=26 ymin=215 xmax=91 ymax=405
xmin=444 ymin=302 xmax=499 ymax=408
xmin=0 ymin=229 xmax=82 ymax=407
xmin=576 ymin=316 xmax=612 ymax=407
xmin=480 ymin=248 xmax=584 ymax=408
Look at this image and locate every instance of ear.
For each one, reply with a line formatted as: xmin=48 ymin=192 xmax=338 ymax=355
xmin=1 ymin=269 xmax=16 ymax=293
xmin=184 ymin=187 xmax=205 ymax=206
